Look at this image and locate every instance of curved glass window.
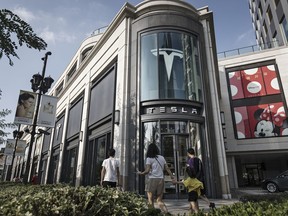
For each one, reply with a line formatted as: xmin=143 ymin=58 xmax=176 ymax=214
xmin=141 ymin=32 xmax=202 ymax=102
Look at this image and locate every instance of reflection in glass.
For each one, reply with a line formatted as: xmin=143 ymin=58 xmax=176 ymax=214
xmin=141 ymin=32 xmax=202 ymax=102
xmin=160 ymin=121 xmax=187 ymax=133
xmin=141 ymin=121 xmax=203 ymax=197
xmin=142 ymin=122 xmax=160 ymax=155
xmin=189 ymin=122 xmax=201 ymax=153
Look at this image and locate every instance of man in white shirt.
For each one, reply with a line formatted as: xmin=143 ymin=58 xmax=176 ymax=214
xmin=100 ymin=148 xmax=120 ymax=188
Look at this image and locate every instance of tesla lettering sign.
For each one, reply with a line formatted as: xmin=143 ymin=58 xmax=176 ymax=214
xmin=144 ymin=106 xmax=200 ymax=115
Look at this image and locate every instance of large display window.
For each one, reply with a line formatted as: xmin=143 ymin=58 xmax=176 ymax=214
xmin=227 ymin=64 xmax=288 ymax=139
xmin=141 ymin=121 xmax=202 ymax=197
xmin=141 ymin=32 xmax=202 ymax=102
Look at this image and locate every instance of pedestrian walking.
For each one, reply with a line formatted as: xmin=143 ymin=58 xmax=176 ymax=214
xmin=173 ymin=166 xmax=203 ymax=214
xmin=100 ymin=148 xmax=120 ymax=188
xmin=187 ymin=148 xmax=215 ymax=209
xmin=137 ymin=143 xmax=175 ymax=213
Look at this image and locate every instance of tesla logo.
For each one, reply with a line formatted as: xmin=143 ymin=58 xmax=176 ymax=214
xmin=146 ymin=106 xmax=198 ymax=115
xmin=151 ymin=48 xmax=183 ymax=81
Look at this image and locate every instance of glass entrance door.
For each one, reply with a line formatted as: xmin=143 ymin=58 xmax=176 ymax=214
xmin=162 ymin=135 xmax=188 ymax=198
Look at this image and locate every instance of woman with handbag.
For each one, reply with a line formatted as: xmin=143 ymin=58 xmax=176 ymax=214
xmin=137 ymin=143 xmax=175 ymax=213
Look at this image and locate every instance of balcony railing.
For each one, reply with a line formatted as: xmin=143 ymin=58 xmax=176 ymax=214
xmin=217 ymin=40 xmax=282 ymax=59
xmin=91 ymin=26 xmax=108 ymax=36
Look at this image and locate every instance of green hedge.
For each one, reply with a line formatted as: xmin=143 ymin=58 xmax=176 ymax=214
xmin=0 ymin=183 xmax=163 ymax=216
xmin=189 ymin=193 xmax=288 ymax=216
xmin=1 ymin=183 xmax=288 ymax=216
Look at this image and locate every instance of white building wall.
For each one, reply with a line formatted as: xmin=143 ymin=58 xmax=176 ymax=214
xmin=218 ymin=46 xmax=288 ymax=188
xmin=49 ymin=17 xmax=130 ymax=186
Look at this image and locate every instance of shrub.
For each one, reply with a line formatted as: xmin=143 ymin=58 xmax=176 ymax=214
xmin=0 ymin=183 xmax=163 ymax=216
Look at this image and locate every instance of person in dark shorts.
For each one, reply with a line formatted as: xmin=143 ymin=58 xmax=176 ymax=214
xmin=100 ymin=148 xmax=120 ymax=188
xmin=187 ymin=148 xmax=215 ymax=209
xmin=173 ymin=166 xmax=203 ymax=214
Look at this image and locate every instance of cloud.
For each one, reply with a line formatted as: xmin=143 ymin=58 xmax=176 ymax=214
xmin=39 ymin=27 xmax=76 ymax=44
xmin=13 ymin=6 xmax=36 ymax=22
xmin=10 ymin=6 xmax=77 ymax=45
xmin=237 ymin=29 xmax=255 ymax=44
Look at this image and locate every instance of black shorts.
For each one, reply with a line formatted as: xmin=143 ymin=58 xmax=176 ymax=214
xmin=200 ymin=188 xmax=206 ymax=195
xmin=103 ymin=181 xmax=117 ymax=188
xmin=188 ymin=191 xmax=198 ymax=202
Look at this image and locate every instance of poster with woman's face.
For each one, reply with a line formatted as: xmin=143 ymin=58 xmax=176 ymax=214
xmin=14 ymin=90 xmax=37 ymax=125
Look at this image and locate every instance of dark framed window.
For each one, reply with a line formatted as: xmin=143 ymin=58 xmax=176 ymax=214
xmin=56 ymin=81 xmax=64 ymax=96
xmin=227 ymin=63 xmax=288 ymax=139
xmin=67 ymin=97 xmax=83 ymax=138
xmin=140 ymin=31 xmax=202 ymax=102
xmin=280 ymin=16 xmax=288 ymax=43
xmin=61 ymin=138 xmax=79 ymax=185
xmin=53 ymin=115 xmax=65 ymax=147
xmin=81 ymin=47 xmax=93 ymax=62
xmin=266 ymin=6 xmax=273 ymax=24
xmin=83 ymin=132 xmax=111 ymax=186
xmin=88 ymin=67 xmax=115 ymax=126
xmin=41 ymin=128 xmax=52 ymax=153
xmin=67 ymin=62 xmax=77 ymax=81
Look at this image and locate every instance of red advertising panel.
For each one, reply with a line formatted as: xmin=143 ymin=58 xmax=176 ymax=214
xmin=269 ymin=102 xmax=288 ymax=136
xmin=247 ymin=104 xmax=275 ymax=138
xmin=234 ymin=106 xmax=251 ymax=139
xmin=242 ymin=67 xmax=266 ymax=98
xmin=229 ymin=71 xmax=244 ymax=100
xmin=261 ymin=65 xmax=280 ymax=95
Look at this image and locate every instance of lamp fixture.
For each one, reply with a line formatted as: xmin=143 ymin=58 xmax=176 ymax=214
xmin=220 ymin=111 xmax=225 ymax=125
xmin=114 ymin=110 xmax=120 ymax=125
xmin=12 ymin=130 xmax=24 ymax=139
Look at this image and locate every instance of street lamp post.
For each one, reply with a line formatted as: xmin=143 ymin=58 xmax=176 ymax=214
xmin=5 ymin=126 xmax=24 ymax=181
xmin=23 ymin=51 xmax=54 ymax=184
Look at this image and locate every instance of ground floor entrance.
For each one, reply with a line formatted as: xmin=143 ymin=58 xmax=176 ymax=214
xmin=162 ymin=135 xmax=188 ymax=198
xmin=141 ymin=120 xmax=204 ymax=199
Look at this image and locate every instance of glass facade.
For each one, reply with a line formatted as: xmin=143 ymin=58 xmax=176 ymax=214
xmin=141 ymin=32 xmax=202 ymax=102
xmin=142 ymin=121 xmax=202 ymax=197
xmin=227 ymin=64 xmax=288 ymax=139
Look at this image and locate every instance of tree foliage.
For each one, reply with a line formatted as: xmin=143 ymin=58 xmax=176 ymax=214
xmin=0 ymin=9 xmax=47 ymax=66
xmin=0 ymin=90 xmax=15 ymax=137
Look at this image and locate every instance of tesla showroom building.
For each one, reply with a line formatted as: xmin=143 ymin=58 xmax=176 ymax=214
xmin=11 ymin=0 xmax=288 ymax=199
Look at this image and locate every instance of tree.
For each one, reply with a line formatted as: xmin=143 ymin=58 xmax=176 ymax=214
xmin=0 ymin=89 xmax=15 ymax=137
xmin=0 ymin=9 xmax=47 ymax=66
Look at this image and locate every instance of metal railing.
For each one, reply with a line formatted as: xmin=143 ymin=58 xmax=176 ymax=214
xmin=217 ymin=40 xmax=283 ymax=59
xmin=91 ymin=26 xmax=108 ymax=36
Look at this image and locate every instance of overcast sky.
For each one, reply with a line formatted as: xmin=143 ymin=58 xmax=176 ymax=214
xmin=0 ymin=0 xmax=255 ymax=139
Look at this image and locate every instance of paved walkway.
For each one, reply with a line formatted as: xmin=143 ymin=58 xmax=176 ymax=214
xmin=163 ymin=198 xmax=239 ymax=215
xmin=158 ymin=188 xmax=267 ymax=215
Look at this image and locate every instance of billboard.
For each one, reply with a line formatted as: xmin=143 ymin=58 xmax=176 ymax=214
xmin=37 ymin=95 xmax=57 ymax=127
xmin=14 ymin=90 xmax=37 ymax=125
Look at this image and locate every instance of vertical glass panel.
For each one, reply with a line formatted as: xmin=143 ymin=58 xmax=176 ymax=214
xmin=40 ymin=159 xmax=47 ymax=184
xmin=95 ymin=136 xmax=107 ymax=184
xmin=67 ymin=98 xmax=83 ymax=138
xmin=158 ymin=32 xmax=185 ymax=99
xmin=142 ymin=122 xmax=160 ymax=154
xmin=51 ymin=154 xmax=59 ymax=184
xmin=89 ymin=69 xmax=115 ymax=126
xmin=281 ymin=17 xmax=288 ymax=42
xmin=189 ymin=122 xmax=202 ymax=153
xmin=141 ymin=34 xmax=158 ymax=101
xmin=140 ymin=32 xmax=202 ymax=102
xmin=68 ymin=148 xmax=77 ymax=185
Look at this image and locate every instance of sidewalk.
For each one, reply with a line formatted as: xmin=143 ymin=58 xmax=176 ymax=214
xmin=162 ymin=187 xmax=266 ymax=215
xmin=164 ymin=198 xmax=239 ymax=215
